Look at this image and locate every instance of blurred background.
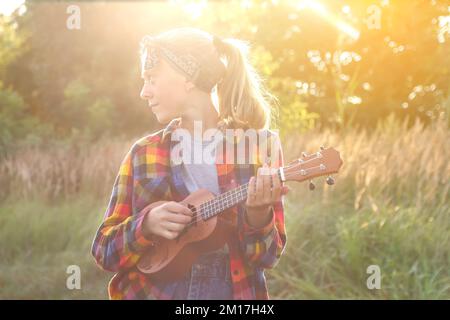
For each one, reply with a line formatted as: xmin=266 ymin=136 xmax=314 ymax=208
xmin=0 ymin=0 xmax=448 ymax=299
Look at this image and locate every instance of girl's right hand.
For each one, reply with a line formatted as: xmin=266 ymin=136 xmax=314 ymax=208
xmin=143 ymin=201 xmax=193 ymax=240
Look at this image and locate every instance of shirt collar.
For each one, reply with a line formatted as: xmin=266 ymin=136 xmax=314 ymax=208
xmin=161 ymin=118 xmax=241 ymax=144
xmin=161 ymin=118 xmax=182 ymax=143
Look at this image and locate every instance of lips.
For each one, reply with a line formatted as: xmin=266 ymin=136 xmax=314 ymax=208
xmin=149 ymin=103 xmax=159 ymax=108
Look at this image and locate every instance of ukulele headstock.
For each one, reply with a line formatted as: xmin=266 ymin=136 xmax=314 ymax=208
xmin=282 ymin=146 xmax=343 ymax=189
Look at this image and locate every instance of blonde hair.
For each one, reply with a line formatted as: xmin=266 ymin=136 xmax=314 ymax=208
xmin=140 ymin=27 xmax=277 ymax=130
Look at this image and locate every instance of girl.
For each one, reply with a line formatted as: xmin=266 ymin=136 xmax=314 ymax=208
xmin=91 ymin=27 xmax=288 ymax=300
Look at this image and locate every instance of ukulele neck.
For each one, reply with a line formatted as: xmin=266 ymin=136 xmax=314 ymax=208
xmin=200 ymin=183 xmax=249 ymax=220
xmin=199 ymin=168 xmax=283 ymax=220
xmin=197 ymin=146 xmax=342 ymax=220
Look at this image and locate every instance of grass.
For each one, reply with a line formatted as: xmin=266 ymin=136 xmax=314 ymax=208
xmin=0 ymin=116 xmax=448 ymax=299
xmin=0 ymin=195 xmax=110 ymax=299
xmin=267 ymin=196 xmax=450 ymax=299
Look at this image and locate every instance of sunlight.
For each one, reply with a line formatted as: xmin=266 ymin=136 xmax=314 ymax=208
xmin=169 ymin=0 xmax=207 ymax=20
xmin=296 ymin=0 xmax=360 ymax=40
xmin=0 ymin=0 xmax=25 ymax=16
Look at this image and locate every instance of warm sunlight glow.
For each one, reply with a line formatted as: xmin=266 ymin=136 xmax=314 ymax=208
xmin=296 ymin=0 xmax=360 ymax=40
xmin=0 ymin=0 xmax=25 ymax=16
xmin=169 ymin=0 xmax=207 ymax=20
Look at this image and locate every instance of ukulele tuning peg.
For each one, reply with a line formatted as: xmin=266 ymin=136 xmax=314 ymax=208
xmin=320 ymin=145 xmax=325 ymax=150
xmin=326 ymin=176 xmax=335 ymax=185
xmin=302 ymin=152 xmax=308 ymax=158
xmin=309 ymin=180 xmax=315 ymax=190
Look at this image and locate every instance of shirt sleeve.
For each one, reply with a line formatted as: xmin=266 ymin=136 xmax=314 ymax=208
xmin=91 ymin=145 xmax=155 ymax=272
xmin=238 ymin=132 xmax=287 ymax=269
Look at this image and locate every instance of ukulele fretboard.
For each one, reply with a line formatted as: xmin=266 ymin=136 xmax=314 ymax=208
xmin=199 ymin=183 xmax=249 ymax=219
xmin=198 ymin=167 xmax=284 ymax=219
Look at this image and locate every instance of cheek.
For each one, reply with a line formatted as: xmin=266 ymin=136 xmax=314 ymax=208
xmin=159 ymin=81 xmax=187 ymax=111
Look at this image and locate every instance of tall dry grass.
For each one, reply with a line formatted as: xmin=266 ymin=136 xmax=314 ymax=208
xmin=283 ymin=115 xmax=449 ymax=210
xmin=0 ymin=139 xmax=132 ymax=201
xmin=1 ymin=115 xmax=447 ymax=209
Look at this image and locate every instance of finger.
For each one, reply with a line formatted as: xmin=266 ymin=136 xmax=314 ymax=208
xmin=163 ymin=230 xmax=178 ymax=240
xmin=164 ymin=221 xmax=186 ymax=232
xmin=272 ymin=170 xmax=281 ymax=202
xmin=246 ymin=176 xmax=256 ymax=206
xmin=261 ymin=164 xmax=271 ymax=203
xmin=164 ymin=201 xmax=192 ymax=216
xmin=256 ymin=168 xmax=264 ymax=205
xmin=165 ymin=212 xmax=192 ymax=224
xmin=281 ymin=185 xmax=290 ymax=195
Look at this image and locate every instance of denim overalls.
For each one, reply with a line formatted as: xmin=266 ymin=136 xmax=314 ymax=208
xmin=170 ymin=131 xmax=234 ymax=299
xmin=172 ymin=244 xmax=233 ymax=300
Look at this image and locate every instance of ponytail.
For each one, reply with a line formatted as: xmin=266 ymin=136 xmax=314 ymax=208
xmin=214 ymin=37 xmax=276 ymax=130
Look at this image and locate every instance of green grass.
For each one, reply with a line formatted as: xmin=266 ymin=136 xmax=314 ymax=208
xmin=0 ymin=189 xmax=448 ymax=299
xmin=0 ymin=194 xmax=110 ymax=299
xmin=266 ymin=187 xmax=450 ymax=299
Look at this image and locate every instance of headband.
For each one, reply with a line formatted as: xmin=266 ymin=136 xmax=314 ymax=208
xmin=141 ymin=35 xmax=226 ymax=92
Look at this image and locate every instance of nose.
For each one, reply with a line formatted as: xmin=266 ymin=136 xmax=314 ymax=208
xmin=140 ymin=83 xmax=153 ymax=101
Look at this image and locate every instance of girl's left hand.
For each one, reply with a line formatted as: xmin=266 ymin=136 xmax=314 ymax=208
xmin=245 ymin=163 xmax=289 ymax=228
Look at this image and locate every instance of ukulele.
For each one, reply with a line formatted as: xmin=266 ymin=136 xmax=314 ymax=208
xmin=137 ymin=146 xmax=343 ymax=282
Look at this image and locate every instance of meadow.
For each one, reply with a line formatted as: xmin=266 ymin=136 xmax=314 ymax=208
xmin=0 ymin=116 xmax=448 ymax=299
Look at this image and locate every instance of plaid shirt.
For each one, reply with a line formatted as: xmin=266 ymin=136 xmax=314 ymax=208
xmin=91 ymin=119 xmax=287 ymax=300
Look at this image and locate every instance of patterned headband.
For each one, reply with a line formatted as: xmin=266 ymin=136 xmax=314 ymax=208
xmin=140 ymin=35 xmax=226 ymax=92
xmin=141 ymin=36 xmax=200 ymax=82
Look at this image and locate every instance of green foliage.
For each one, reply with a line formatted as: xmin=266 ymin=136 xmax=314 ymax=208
xmin=60 ymin=80 xmax=91 ymax=131
xmin=250 ymin=45 xmax=319 ymax=132
xmin=86 ymin=97 xmax=115 ymax=137
xmin=1 ymin=1 xmax=449 ymax=141
xmin=271 ymin=77 xmax=320 ymax=135
xmin=56 ymin=80 xmax=117 ymax=138
xmin=0 ymin=15 xmax=24 ymax=76
xmin=0 ymin=83 xmax=52 ymax=156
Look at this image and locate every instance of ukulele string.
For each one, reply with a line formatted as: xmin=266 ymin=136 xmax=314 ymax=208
xmin=182 ymin=183 xmax=249 ymax=228
xmin=179 ymin=155 xmax=323 ymax=227
xmin=181 ymin=169 xmax=309 ymax=229
xmin=184 ymin=154 xmax=320 ymax=222
xmin=182 ymin=157 xmax=319 ymax=224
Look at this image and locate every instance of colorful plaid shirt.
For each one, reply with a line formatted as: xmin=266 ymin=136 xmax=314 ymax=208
xmin=91 ymin=119 xmax=287 ymax=300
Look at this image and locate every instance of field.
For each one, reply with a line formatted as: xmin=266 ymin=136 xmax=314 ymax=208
xmin=0 ymin=116 xmax=448 ymax=299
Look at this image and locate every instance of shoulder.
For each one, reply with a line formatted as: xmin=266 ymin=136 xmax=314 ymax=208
xmin=123 ymin=129 xmax=166 ymax=163
xmin=132 ymin=129 xmax=165 ymax=149
xmin=129 ymin=118 xmax=180 ymax=153
xmin=119 ymin=129 xmax=171 ymax=180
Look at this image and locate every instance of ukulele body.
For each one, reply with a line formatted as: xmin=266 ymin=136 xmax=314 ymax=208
xmin=136 ymin=188 xmax=234 ymax=283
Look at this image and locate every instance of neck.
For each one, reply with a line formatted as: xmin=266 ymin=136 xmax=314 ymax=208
xmin=181 ymin=97 xmax=219 ymax=134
